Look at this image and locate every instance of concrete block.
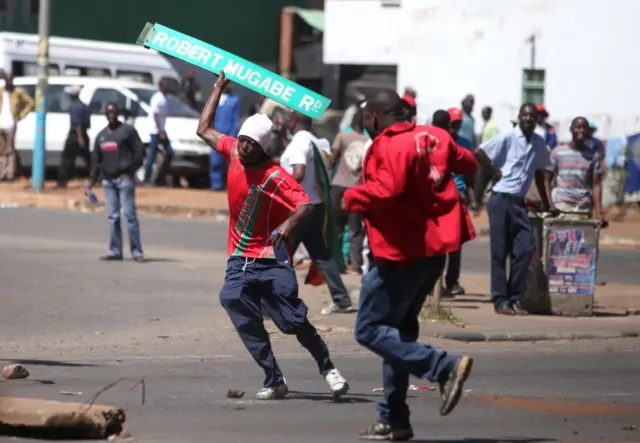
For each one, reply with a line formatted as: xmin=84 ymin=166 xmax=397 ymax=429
xmin=0 ymin=396 xmax=126 ymax=439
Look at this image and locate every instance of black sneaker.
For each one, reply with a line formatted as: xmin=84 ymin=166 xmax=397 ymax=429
xmin=494 ymin=301 xmax=515 ymax=316
xmin=445 ymin=283 xmax=466 ymax=297
xmin=511 ymin=301 xmax=529 ymax=316
xmin=358 ymin=421 xmax=414 ymax=441
xmin=439 ymin=356 xmax=473 ymax=416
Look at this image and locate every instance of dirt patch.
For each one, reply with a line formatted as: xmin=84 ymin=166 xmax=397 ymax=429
xmin=476 ymin=394 xmax=640 ymax=416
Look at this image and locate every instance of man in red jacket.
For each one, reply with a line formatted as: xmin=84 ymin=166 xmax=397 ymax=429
xmin=342 ymin=90 xmax=477 ymax=441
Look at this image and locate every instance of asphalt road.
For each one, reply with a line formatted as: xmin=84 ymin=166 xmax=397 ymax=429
xmin=1 ymin=208 xmax=640 ymax=442
xmin=2 ymin=207 xmax=639 ymax=284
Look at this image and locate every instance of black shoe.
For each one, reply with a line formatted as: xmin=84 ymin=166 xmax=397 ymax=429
xmin=439 ymin=356 xmax=473 ymax=416
xmin=358 ymin=421 xmax=414 ymax=441
xmin=494 ymin=301 xmax=515 ymax=316
xmin=100 ymin=254 xmax=123 ymax=261
xmin=445 ymin=283 xmax=465 ymax=297
xmin=511 ymin=301 xmax=529 ymax=316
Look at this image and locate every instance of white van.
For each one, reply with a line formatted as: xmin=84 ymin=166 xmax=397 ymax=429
xmin=0 ymin=32 xmax=181 ymax=92
xmin=13 ymin=77 xmax=211 ymax=186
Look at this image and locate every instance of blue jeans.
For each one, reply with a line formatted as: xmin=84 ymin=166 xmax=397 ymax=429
xmin=143 ymin=133 xmax=174 ymax=184
xmin=220 ymin=257 xmax=334 ymax=388
xmin=487 ymin=193 xmax=534 ymax=306
xmin=354 ymin=256 xmax=458 ymax=427
xmin=103 ymin=176 xmax=143 ymax=258
xmin=209 ymin=149 xmax=228 ymax=190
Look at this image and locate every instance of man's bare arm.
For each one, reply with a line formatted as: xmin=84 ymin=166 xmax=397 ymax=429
xmin=196 ymin=72 xmax=229 ymax=149
xmin=291 ymin=164 xmax=306 ymax=182
xmin=534 ymin=170 xmax=552 ymax=210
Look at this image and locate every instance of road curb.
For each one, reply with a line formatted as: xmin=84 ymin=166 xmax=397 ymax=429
xmin=0 ymin=190 xmax=232 ymax=218
xmin=1 ymin=190 xmax=639 ymax=246
xmin=437 ymin=330 xmax=640 ymax=342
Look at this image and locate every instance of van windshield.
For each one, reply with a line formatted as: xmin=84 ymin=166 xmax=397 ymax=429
xmin=130 ymin=88 xmax=199 ymax=118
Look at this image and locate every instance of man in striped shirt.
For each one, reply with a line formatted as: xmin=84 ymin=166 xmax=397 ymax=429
xmin=550 ymin=117 xmax=604 ymax=221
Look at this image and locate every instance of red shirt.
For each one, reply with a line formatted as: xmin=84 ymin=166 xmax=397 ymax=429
xmin=217 ymin=135 xmax=311 ymax=258
xmin=343 ymin=122 xmax=477 ymax=262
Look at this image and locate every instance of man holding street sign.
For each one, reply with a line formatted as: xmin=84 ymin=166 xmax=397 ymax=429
xmin=195 ymin=71 xmax=349 ymax=401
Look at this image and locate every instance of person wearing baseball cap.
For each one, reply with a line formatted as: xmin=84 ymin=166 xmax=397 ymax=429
xmin=535 ymin=104 xmax=557 ymax=149
xmin=402 ymin=95 xmax=417 ymax=123
xmin=196 ymin=71 xmax=350 ymax=401
xmin=57 ymin=84 xmax=90 ymax=188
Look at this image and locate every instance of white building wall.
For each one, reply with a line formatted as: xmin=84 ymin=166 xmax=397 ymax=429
xmin=323 ymin=0 xmax=400 ymax=65
xmin=324 ymin=0 xmax=640 ymax=140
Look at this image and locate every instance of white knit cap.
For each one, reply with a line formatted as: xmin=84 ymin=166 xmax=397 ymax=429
xmin=238 ymin=114 xmax=273 ymax=151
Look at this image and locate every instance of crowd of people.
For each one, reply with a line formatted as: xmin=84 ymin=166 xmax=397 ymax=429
xmin=195 ymin=72 xmax=475 ymax=440
xmin=54 ymin=64 xmax=610 ymax=439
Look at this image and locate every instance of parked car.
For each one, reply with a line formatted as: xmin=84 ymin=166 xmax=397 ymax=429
xmin=12 ymin=76 xmax=210 ymax=187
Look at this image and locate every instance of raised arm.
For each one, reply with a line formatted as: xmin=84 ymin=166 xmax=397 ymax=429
xmin=196 ymin=71 xmax=230 ymax=149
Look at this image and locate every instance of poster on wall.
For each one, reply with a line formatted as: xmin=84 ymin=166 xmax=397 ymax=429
xmin=547 ymin=226 xmax=597 ymax=296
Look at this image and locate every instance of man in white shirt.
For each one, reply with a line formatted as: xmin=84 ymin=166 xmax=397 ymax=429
xmin=280 ymin=112 xmax=353 ymax=314
xmin=143 ymin=78 xmax=174 ymax=186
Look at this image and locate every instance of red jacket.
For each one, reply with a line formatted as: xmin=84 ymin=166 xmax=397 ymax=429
xmin=420 ymin=124 xmax=478 ymax=255
xmin=343 ymin=122 xmax=477 ymax=262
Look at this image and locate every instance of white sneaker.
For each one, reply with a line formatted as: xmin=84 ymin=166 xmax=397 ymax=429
xmin=324 ymin=368 xmax=349 ymax=398
xmin=321 ymin=303 xmax=355 ymax=315
xmin=255 ymin=383 xmax=288 ymax=400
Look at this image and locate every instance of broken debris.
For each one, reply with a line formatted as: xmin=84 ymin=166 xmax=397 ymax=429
xmin=2 ymin=364 xmax=29 ymax=380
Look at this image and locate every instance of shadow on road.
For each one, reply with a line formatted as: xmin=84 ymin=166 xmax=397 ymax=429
xmin=411 ymin=438 xmax=556 ymax=443
xmin=138 ymin=257 xmax=182 ymax=263
xmin=287 ymin=390 xmax=374 ymax=403
xmin=0 ymin=359 xmax=98 ymax=368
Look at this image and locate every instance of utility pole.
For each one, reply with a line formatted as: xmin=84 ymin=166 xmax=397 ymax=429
xmin=32 ymin=0 xmax=51 ymax=191
xmin=527 ymin=33 xmax=536 ymax=69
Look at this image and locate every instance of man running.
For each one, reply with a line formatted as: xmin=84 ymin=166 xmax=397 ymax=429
xmin=343 ymin=90 xmax=476 ymax=440
xmin=196 ymin=71 xmax=349 ymax=400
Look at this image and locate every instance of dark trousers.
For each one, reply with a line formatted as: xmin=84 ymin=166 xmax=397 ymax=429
xmin=219 ymin=257 xmax=334 ymax=388
xmin=354 ymin=256 xmax=458 ymax=428
xmin=330 ymin=185 xmax=365 ymax=271
xmin=290 ymin=203 xmax=351 ymax=306
xmin=445 ymin=249 xmax=462 ymax=288
xmin=487 ymin=193 xmax=534 ymax=306
xmin=58 ymin=131 xmax=90 ymax=186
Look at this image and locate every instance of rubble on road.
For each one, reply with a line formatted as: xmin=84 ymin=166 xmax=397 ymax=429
xmin=2 ymin=364 xmax=29 ymax=380
xmin=0 ymin=396 xmax=126 ymax=440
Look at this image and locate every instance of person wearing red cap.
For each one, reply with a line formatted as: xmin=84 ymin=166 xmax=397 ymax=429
xmin=401 ymin=95 xmax=417 ymax=123
xmin=343 ymin=90 xmax=477 ymax=440
xmin=535 ymin=104 xmax=557 ymax=149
